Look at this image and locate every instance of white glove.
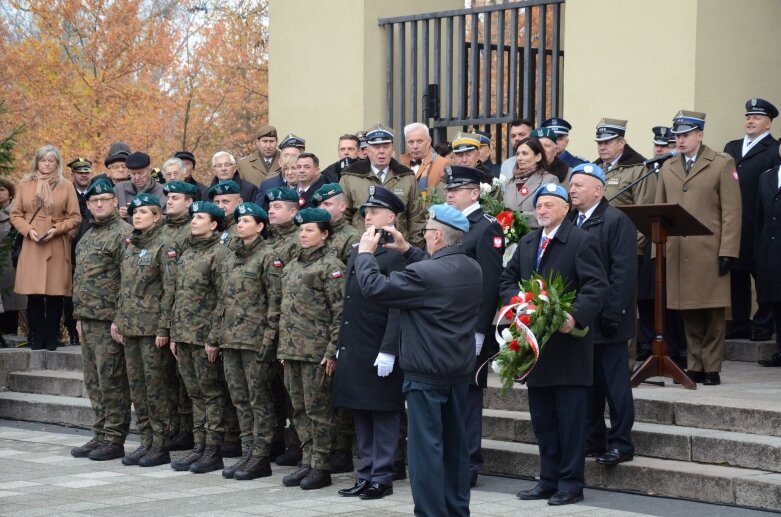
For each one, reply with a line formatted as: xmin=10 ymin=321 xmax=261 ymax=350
xmin=475 ymin=332 xmax=485 ymax=356
xmin=374 ymin=352 xmax=395 ymax=377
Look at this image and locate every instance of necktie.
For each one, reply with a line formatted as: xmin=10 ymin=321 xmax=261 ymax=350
xmin=536 ymin=236 xmax=551 ymax=269
xmin=265 ymin=159 xmax=272 ymax=169
xmin=685 ymin=159 xmax=693 ymax=174
xmin=577 ymin=214 xmax=586 ymax=227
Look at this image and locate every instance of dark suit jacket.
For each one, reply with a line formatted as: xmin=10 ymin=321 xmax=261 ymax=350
xmin=724 ymin=134 xmax=781 ymax=268
xmin=256 ymin=174 xmax=286 ymax=206
xmin=755 ymin=167 xmax=781 ymax=302
xmin=499 ymin=220 xmax=608 ymax=387
xmin=298 ymin=175 xmax=329 ymax=209
xmin=209 ymin=172 xmax=258 ymax=206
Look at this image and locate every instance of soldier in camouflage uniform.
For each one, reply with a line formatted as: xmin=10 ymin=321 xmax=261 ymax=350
xmin=209 ymin=180 xmax=243 ymax=250
xmin=279 ymin=208 xmax=345 ymax=491
xmin=71 ymin=179 xmax=132 ymax=461
xmin=161 ymin=180 xmax=196 ymax=452
xmin=312 ymin=182 xmax=358 ymax=473
xmin=113 ymin=193 xmax=177 ymax=467
xmin=169 ymin=201 xmax=231 ymax=474
xmin=216 ymin=202 xmax=282 ymax=480
xmin=266 ymin=187 xmax=303 ymax=465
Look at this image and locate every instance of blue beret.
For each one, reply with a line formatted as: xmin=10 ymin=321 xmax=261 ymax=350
xmin=652 ymin=126 xmax=673 ymax=145
xmin=532 ymin=183 xmax=569 ymax=206
xmin=85 ymin=179 xmax=115 ymax=199
xmin=278 ymin=133 xmax=306 ymax=150
xmin=190 ymin=201 xmax=224 ymax=220
xmin=530 ymin=128 xmax=557 ymax=142
xmin=745 ymin=98 xmax=778 ymax=119
xmin=444 ymin=166 xmax=482 ymax=189
xmin=234 ymin=202 xmax=268 ymax=223
xmin=671 ymin=110 xmax=705 ymax=134
xmin=164 ymin=180 xmax=198 ymax=196
xmin=208 ymin=180 xmax=240 ymax=199
xmin=428 ymin=204 xmax=469 ymax=233
xmin=359 ymin=185 xmax=405 ymax=216
xmin=365 ymin=123 xmax=394 ymax=145
xmin=594 ymin=118 xmax=627 ymax=141
xmin=128 ymin=193 xmax=160 ymax=216
xmin=294 ymin=208 xmax=331 ymax=225
xmin=312 ymin=183 xmax=343 ymax=205
xmin=569 ymin=163 xmax=606 ymax=185
xmin=266 ymin=187 xmax=299 ymax=203
xmin=541 ymin=118 xmax=572 ymax=135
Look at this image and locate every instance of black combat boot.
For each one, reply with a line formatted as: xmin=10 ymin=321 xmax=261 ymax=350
xmin=171 ymin=443 xmax=205 ymax=471
xmin=300 ymin=468 xmax=332 ymax=490
xmin=138 ymin=446 xmax=171 ymax=467
xmin=282 ymin=464 xmax=311 ymax=487
xmin=122 ymin=444 xmax=150 ymax=466
xmin=71 ymin=436 xmax=102 ymax=458
xmin=329 ymin=450 xmax=354 ymax=473
xmin=190 ymin=445 xmax=223 ymax=473
xmin=222 ymin=448 xmax=251 ymax=479
xmin=167 ymin=430 xmax=194 ymax=451
xmin=88 ymin=441 xmax=125 ymax=461
xmin=275 ymin=446 xmax=303 ymax=466
xmin=234 ymin=455 xmax=272 ymax=480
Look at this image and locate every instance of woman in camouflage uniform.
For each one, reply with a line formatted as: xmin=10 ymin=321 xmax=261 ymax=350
xmin=217 ymin=202 xmax=282 ymax=481
xmin=113 ymin=193 xmax=176 ymax=468
xmin=278 ymin=208 xmax=345 ymax=491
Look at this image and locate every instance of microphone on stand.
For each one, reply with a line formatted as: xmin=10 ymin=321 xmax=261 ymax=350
xmin=643 ymin=150 xmax=679 ymax=169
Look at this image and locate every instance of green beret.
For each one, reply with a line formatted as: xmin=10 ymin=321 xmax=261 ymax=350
xmin=128 ymin=193 xmax=160 ymax=216
xmin=312 ymin=183 xmax=343 ymax=205
xmin=85 ymin=179 xmax=115 ymax=199
xmin=190 ymin=200 xmax=225 ymax=221
xmin=208 ymin=180 xmax=241 ymax=199
xmin=234 ymin=202 xmax=268 ymax=223
xmin=294 ymin=208 xmax=331 ymax=226
xmin=164 ymin=180 xmax=198 ymax=196
xmin=266 ymin=187 xmax=299 ymax=203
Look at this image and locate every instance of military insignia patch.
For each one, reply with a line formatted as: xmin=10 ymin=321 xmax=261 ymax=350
xmin=369 ymin=186 xmax=376 ymax=196
xmin=330 ymin=271 xmax=343 ymax=279
xmin=139 ymin=249 xmax=147 ymax=257
xmin=273 ymin=259 xmax=283 ymax=267
xmin=133 ymin=198 xmax=142 ymax=206
xmin=167 ymin=250 xmax=177 ymax=258
xmin=493 ymin=236 xmax=503 ymax=249
xmin=239 ymin=205 xmax=246 ymax=214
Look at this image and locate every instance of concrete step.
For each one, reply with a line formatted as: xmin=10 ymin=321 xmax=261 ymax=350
xmin=725 ymin=338 xmax=776 ymax=362
xmin=7 ymin=370 xmax=85 ymax=398
xmin=483 ymin=408 xmax=781 ymax=473
xmin=39 ymin=346 xmax=83 ymax=371
xmin=481 ymin=439 xmax=781 ymax=512
xmin=0 ymin=391 xmax=94 ymax=428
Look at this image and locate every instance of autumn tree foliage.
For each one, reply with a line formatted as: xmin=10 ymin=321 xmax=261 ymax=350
xmin=0 ymin=0 xmax=268 ymax=184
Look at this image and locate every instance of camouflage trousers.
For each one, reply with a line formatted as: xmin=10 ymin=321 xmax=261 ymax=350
xmin=124 ymin=336 xmax=176 ymax=447
xmin=166 ymin=358 xmax=193 ymax=434
xmin=218 ymin=364 xmax=241 ymax=446
xmin=331 ymin=407 xmax=355 ymax=452
xmin=283 ymin=360 xmax=334 ymax=470
xmin=80 ymin=319 xmax=131 ymax=444
xmin=176 ymin=343 xmax=227 ymax=446
xmin=270 ymin=361 xmax=300 ymax=447
xmin=222 ymin=348 xmax=276 ymax=455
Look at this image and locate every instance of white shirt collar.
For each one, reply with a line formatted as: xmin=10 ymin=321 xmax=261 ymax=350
xmin=371 ymin=164 xmax=388 ymax=181
xmin=542 ymin=223 xmax=562 ymax=241
xmin=744 ymin=131 xmax=771 ymax=155
xmin=579 ymin=202 xmax=600 ymax=221
xmin=462 ymin=202 xmax=481 ymax=217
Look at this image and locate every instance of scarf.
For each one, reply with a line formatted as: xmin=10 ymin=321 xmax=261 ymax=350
xmin=513 ymin=164 xmax=541 ymax=183
xmin=32 ymin=171 xmax=59 ymax=216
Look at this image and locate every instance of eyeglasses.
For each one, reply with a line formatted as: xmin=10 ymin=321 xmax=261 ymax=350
xmin=87 ymin=196 xmax=115 ymax=204
xmin=418 ymin=227 xmax=440 ymax=238
xmin=212 ymin=163 xmax=235 ymax=169
xmin=107 ymin=164 xmax=127 ymax=170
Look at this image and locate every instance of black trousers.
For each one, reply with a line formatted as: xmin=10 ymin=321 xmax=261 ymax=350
xmin=27 ymin=295 xmax=63 ymax=349
xmin=0 ymin=311 xmax=19 ymax=335
xmin=352 ymin=409 xmax=400 ymax=486
xmin=586 ymin=341 xmax=635 ymax=455
xmin=731 ymin=269 xmax=773 ymax=330
xmin=464 ymin=384 xmax=484 ymax=475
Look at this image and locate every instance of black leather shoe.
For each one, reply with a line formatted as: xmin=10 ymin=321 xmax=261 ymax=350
xmin=391 ymin=460 xmax=406 ymax=480
xmin=138 ymin=446 xmax=170 ymax=467
xmin=88 ymin=441 xmax=125 ymax=461
xmin=686 ymin=370 xmax=705 ymax=383
xmin=759 ymin=353 xmax=781 ymax=367
xmin=234 ymin=455 xmax=272 ymax=480
xmin=300 ymin=468 xmax=332 ymax=490
xmin=548 ymin=490 xmax=584 ymax=506
xmin=275 ymin=446 xmax=303 ymax=466
xmin=122 ymin=444 xmax=150 ymax=466
xmin=222 ymin=449 xmax=252 ymax=479
xmin=338 ymin=479 xmax=371 ymax=497
xmin=71 ymin=437 xmax=102 ymax=458
xmin=221 ymin=441 xmax=242 ymax=458
xmin=703 ymin=372 xmax=721 ymax=386
xmin=329 ymin=450 xmax=354 ymax=473
xmin=517 ymin=484 xmax=556 ymax=500
xmin=282 ymin=465 xmax=311 ymax=487
xmin=359 ymin=482 xmax=393 ymax=499
xmin=752 ymin=328 xmax=774 ymax=342
xmin=190 ymin=445 xmax=223 ymax=473
xmin=167 ymin=430 xmax=194 ymax=451
xmin=171 ymin=443 xmax=205 ymax=471
xmin=596 ymin=448 xmax=633 ymax=466
xmin=726 ymin=326 xmax=751 ymax=340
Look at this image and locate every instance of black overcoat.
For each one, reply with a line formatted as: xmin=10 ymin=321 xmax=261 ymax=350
xmin=499 ymin=220 xmax=608 ymax=387
xmin=332 ymin=246 xmax=406 ymax=411
xmin=724 ymin=134 xmax=781 ymax=269
xmin=755 ymin=167 xmax=781 ymax=303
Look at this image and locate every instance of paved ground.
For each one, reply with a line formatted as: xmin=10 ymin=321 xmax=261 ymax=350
xmin=0 ymin=420 xmax=774 ymax=516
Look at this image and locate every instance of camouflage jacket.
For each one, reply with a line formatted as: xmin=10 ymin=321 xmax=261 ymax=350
xmin=161 ymin=211 xmax=191 ymax=258
xmin=73 ymin=211 xmax=132 ymax=321
xmin=219 ymin=215 xmax=241 ymax=250
xmin=268 ymin=220 xmax=300 ymax=268
xmin=216 ymin=236 xmax=282 ymax=352
xmin=329 ymin=217 xmax=360 ymax=264
xmin=170 ymin=232 xmax=229 ymax=347
xmin=278 ymin=244 xmax=345 ymax=362
xmin=115 ymin=223 xmax=177 ymax=338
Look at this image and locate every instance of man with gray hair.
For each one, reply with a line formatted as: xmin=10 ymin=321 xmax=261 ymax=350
xmin=210 ymin=151 xmax=258 ymax=204
xmin=399 ymin=122 xmax=450 ymax=195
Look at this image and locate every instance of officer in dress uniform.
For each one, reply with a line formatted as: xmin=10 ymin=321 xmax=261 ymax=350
xmin=723 ymin=98 xmax=781 ymax=342
xmin=237 ymin=125 xmax=280 ymax=186
xmin=541 ymin=118 xmax=588 ymax=168
xmin=443 ymin=166 xmax=504 ymax=488
xmin=651 ymin=126 xmax=676 ymax=157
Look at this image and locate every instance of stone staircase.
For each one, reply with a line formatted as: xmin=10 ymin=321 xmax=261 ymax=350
xmin=2 ymin=341 xmax=781 ymax=511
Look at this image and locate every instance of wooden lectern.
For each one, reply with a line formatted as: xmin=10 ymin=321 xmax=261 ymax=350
xmin=616 ymin=204 xmax=712 ymax=390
